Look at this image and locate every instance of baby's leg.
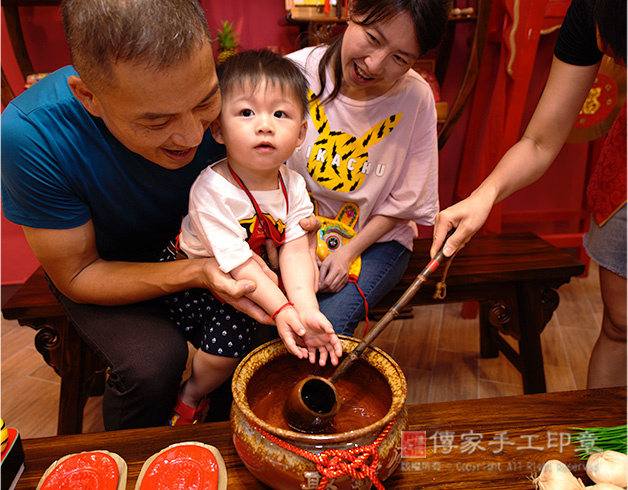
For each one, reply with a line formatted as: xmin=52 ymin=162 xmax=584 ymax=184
xmin=179 ymin=351 xmax=239 ymax=409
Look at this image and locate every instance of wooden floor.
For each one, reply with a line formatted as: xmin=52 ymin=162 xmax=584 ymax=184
xmin=2 ymin=262 xmax=603 ymax=439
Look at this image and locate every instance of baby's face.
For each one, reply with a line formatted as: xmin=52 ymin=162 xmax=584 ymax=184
xmin=212 ymin=80 xmax=307 ymax=175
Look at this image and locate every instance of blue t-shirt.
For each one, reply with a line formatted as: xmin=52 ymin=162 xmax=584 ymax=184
xmin=1 ymin=66 xmax=225 ymax=262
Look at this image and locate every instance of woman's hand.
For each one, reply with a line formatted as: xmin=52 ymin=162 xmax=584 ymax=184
xmin=318 ymin=246 xmax=353 ymax=293
xmin=430 ymin=190 xmax=496 ymax=259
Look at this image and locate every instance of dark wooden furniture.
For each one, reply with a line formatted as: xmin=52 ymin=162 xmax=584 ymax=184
xmin=13 ymin=387 xmax=626 ymax=490
xmin=371 ymin=232 xmax=585 ymax=394
xmin=2 ymin=232 xmax=584 ymax=438
xmin=2 ymin=0 xmax=62 ymax=80
xmin=1 ymin=0 xmax=62 ymax=105
xmin=1 ymin=267 xmax=106 ymax=436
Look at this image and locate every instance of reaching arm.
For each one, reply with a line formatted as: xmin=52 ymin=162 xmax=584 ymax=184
xmin=265 ymin=214 xmax=321 ymax=291
xmin=279 ymin=235 xmax=342 ymax=366
xmin=22 ymin=221 xmax=270 ymax=323
xmin=431 ymin=57 xmax=601 ymax=258
xmin=319 ymin=214 xmax=400 ymax=293
xmin=230 ymin=253 xmax=312 ymax=360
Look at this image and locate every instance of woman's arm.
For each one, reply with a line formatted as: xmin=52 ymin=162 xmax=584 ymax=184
xmin=431 ymin=57 xmax=601 ymax=258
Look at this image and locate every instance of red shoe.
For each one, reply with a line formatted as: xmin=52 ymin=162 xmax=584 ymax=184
xmin=168 ymin=393 xmax=210 ymax=426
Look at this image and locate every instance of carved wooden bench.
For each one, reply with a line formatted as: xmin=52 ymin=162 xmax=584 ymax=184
xmin=370 ymin=232 xmax=585 ymax=394
xmin=2 ymin=267 xmax=106 ymax=435
xmin=2 ymin=232 xmax=585 ymax=434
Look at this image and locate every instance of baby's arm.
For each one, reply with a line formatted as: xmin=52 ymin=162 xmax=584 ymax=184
xmin=230 ymin=259 xmax=308 ymax=360
xmin=279 ymin=235 xmax=342 ymax=366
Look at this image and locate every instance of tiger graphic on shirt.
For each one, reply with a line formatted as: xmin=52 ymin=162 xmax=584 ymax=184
xmin=306 ymin=89 xmax=402 ymax=192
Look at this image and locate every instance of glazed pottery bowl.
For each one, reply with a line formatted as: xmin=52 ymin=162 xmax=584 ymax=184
xmin=231 ymin=336 xmax=407 ymax=490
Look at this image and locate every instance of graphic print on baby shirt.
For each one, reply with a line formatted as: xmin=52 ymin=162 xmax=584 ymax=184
xmin=239 ymin=214 xmax=286 ymax=253
xmin=306 ymin=90 xmax=402 ymax=192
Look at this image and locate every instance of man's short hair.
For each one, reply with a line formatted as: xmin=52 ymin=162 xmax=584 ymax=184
xmin=62 ymin=0 xmax=212 ymax=90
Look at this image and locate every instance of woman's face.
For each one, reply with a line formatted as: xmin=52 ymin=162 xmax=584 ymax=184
xmin=340 ymin=10 xmax=420 ymax=100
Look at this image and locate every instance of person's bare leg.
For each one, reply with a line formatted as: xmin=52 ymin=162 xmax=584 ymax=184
xmin=586 ymin=265 xmax=627 ymax=388
xmin=179 ymin=351 xmax=239 ymax=408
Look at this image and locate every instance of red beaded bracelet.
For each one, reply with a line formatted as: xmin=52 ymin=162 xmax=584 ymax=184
xmin=269 ymin=302 xmax=294 ymax=321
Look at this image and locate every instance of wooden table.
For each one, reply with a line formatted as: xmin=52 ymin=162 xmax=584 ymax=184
xmin=15 ymin=387 xmax=626 ymax=489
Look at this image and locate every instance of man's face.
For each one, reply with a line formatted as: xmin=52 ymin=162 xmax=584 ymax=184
xmin=88 ymin=41 xmax=221 ymax=169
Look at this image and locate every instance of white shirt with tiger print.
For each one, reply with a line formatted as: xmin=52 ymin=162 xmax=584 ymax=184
xmin=286 ymin=46 xmax=439 ymax=251
xmin=179 ymin=161 xmax=314 ymax=273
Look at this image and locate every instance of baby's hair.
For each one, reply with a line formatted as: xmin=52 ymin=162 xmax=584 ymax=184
xmin=216 ymin=49 xmax=309 ymax=118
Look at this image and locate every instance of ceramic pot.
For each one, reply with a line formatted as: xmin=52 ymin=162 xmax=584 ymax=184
xmin=231 ymin=336 xmax=407 ymax=490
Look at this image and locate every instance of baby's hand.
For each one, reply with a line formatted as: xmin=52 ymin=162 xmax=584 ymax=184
xmin=274 ymin=306 xmax=309 ymax=360
xmin=299 ymin=309 xmax=342 ymax=366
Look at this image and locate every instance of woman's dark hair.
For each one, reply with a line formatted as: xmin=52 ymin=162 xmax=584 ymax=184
xmin=594 ymin=0 xmax=626 ymax=63
xmin=217 ymin=49 xmax=309 ymax=118
xmin=315 ymin=0 xmax=451 ymax=103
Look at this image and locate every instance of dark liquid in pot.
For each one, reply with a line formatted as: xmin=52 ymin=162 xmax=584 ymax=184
xmin=246 ymin=354 xmax=393 ymax=434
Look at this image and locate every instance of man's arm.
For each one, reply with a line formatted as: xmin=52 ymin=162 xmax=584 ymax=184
xmin=22 ymin=221 xmax=270 ymax=323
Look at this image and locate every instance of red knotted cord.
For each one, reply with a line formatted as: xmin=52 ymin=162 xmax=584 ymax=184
xmin=251 ymin=418 xmax=396 ymax=490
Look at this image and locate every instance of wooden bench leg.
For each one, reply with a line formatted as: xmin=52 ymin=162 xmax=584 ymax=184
xmin=479 ymin=302 xmax=499 ymax=358
xmin=477 ymin=284 xmax=554 ymax=394
xmin=516 ymin=284 xmax=560 ymax=394
xmin=29 ymin=316 xmax=106 ymax=435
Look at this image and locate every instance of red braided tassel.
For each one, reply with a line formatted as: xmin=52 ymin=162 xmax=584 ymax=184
xmin=252 ymin=419 xmax=395 ymax=490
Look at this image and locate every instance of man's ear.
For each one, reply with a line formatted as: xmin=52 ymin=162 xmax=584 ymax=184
xmin=296 ymin=119 xmax=308 ymax=147
xmin=210 ymin=118 xmax=225 ymax=144
xmin=67 ymin=75 xmax=104 ymax=118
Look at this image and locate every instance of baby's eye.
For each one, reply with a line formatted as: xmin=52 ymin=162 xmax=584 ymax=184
xmin=274 ymin=110 xmax=286 ymax=118
xmin=241 ymin=109 xmax=254 ymax=117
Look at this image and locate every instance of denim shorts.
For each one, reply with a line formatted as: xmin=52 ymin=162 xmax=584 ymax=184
xmin=584 ymin=204 xmax=627 ymax=278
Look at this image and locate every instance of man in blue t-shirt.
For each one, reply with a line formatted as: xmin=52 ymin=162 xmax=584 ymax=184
xmin=1 ymin=0 xmax=315 ymax=430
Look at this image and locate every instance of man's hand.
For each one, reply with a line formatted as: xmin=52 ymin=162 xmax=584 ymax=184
xmin=199 ymin=257 xmax=272 ymax=324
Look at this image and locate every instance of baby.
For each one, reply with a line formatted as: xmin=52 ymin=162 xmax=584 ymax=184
xmin=160 ymin=49 xmax=342 ymax=425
